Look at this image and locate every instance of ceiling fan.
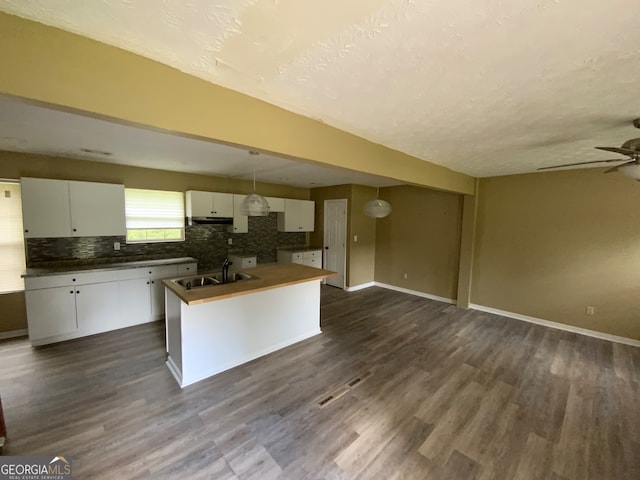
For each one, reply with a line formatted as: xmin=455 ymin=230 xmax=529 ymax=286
xmin=537 ymin=118 xmax=640 ymax=179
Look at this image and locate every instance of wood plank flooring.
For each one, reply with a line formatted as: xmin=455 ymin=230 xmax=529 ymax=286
xmin=1 ymin=285 xmax=639 ymax=479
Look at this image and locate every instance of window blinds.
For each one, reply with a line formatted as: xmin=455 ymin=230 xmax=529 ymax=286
xmin=0 ymin=182 xmax=26 ymax=292
xmin=124 ymin=188 xmax=185 ymax=243
xmin=125 ymin=188 xmax=184 ymax=229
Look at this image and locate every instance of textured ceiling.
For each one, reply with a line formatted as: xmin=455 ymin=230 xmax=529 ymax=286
xmin=1 ymin=0 xmax=639 ymax=177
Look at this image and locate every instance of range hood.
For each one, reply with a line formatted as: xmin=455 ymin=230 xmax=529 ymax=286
xmin=187 ymin=216 xmax=233 ymax=225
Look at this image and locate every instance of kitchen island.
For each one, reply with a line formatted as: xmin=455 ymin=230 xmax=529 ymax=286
xmin=163 ymin=263 xmax=336 ymax=387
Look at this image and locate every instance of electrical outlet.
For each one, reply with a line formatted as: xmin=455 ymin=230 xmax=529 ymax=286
xmin=228 ymin=238 xmax=233 ymax=245
xmin=586 ymin=305 xmax=595 ymax=315
xmin=354 ymin=235 xmax=358 ymax=242
xmin=114 ymin=242 xmax=120 ymax=251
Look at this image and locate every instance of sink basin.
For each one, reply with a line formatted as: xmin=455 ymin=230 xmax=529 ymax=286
xmin=208 ymin=272 xmax=255 ymax=283
xmin=172 ymin=272 xmax=255 ymax=290
xmin=173 ymin=276 xmax=220 ymax=290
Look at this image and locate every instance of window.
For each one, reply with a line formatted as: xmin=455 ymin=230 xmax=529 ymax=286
xmin=125 ymin=188 xmax=185 ymax=243
xmin=0 ymin=181 xmax=26 ymax=292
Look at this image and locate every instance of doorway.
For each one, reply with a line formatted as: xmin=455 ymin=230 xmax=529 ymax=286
xmin=323 ymin=199 xmax=347 ymax=289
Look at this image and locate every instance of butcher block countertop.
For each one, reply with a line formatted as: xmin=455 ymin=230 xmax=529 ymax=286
xmin=163 ymin=263 xmax=336 ymax=306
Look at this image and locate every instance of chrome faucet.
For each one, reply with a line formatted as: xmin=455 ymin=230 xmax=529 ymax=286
xmin=222 ymin=258 xmax=232 ymax=283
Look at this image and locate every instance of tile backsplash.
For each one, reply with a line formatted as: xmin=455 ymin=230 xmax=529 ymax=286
xmin=26 ymin=213 xmax=307 ymax=271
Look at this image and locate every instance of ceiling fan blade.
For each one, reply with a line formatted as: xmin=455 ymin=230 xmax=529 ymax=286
xmin=603 ymin=160 xmax=637 ymax=173
xmin=537 ymin=158 xmax=628 ymax=171
xmin=595 ymin=146 xmax=637 ymax=156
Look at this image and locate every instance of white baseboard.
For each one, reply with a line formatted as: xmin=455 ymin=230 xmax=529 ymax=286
xmin=470 ymin=304 xmax=640 ymax=348
xmin=374 ymin=282 xmax=456 ymax=305
xmin=342 ymin=282 xmax=639 ymax=347
xmin=0 ymin=329 xmax=28 ymax=340
xmin=345 ymin=282 xmax=375 ymax=292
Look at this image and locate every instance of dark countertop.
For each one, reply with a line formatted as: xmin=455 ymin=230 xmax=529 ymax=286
xmin=277 ymin=246 xmax=323 ymax=253
xmin=23 ymin=257 xmax=198 ymax=278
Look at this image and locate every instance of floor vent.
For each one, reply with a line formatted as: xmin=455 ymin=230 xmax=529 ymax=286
xmin=317 ymin=370 xmax=372 ymax=408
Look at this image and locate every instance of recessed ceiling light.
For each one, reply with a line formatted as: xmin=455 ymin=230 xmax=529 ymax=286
xmin=80 ymin=148 xmax=113 ymax=156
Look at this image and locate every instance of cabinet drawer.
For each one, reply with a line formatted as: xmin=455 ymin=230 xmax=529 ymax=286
xmin=149 ymin=265 xmax=178 ymax=279
xmin=118 ymin=267 xmax=150 ymax=281
xmin=24 ymin=270 xmax=118 ymax=289
xmin=74 ymin=270 xmax=119 ymax=285
xmin=302 ymin=250 xmax=321 ymax=259
xmin=291 ymin=252 xmax=304 ymax=261
xmin=229 ymin=255 xmax=256 ymax=269
xmin=307 ymin=257 xmax=322 ymax=268
xmin=177 ymin=263 xmax=197 ymax=276
xmin=25 ymin=273 xmax=78 ymax=290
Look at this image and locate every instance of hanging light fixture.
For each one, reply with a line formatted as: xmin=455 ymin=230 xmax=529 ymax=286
xmin=241 ymin=151 xmax=270 ymax=216
xmin=363 ymin=187 xmax=392 ymax=218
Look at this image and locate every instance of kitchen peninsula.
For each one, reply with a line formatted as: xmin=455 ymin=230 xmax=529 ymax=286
xmin=163 ymin=263 xmax=336 ymax=387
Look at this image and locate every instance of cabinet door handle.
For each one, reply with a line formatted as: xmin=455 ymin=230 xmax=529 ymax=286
xmin=151 ymin=280 xmax=155 ymax=284
xmin=73 ymin=228 xmax=77 ymax=232
xmin=24 ymin=229 xmax=29 ymax=233
xmin=76 ymin=290 xmax=80 ymax=294
xmin=72 ymin=278 xmax=76 ymax=282
xmin=69 ymin=290 xmax=74 ymax=294
xmin=147 ymin=281 xmax=150 ymax=285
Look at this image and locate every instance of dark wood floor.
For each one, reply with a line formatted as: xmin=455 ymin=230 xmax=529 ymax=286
xmin=1 ymin=285 xmax=639 ymax=479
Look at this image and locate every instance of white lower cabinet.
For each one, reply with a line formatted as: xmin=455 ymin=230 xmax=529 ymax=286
xmin=75 ymin=281 xmax=120 ymax=335
xmin=118 ymin=277 xmax=151 ymax=328
xmin=25 ymin=286 xmax=77 ymax=340
xmin=277 ymin=249 xmax=322 ymax=267
xmin=25 ymin=260 xmax=197 ymax=346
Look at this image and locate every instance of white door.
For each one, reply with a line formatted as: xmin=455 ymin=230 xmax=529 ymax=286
xmin=323 ymin=199 xmax=347 ymax=288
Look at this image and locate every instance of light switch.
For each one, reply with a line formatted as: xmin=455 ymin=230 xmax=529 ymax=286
xmin=114 ymin=242 xmax=120 ymax=251
xmin=354 ymin=235 xmax=358 ymax=242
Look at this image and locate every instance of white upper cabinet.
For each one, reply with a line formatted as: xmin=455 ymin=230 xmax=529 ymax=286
xmin=265 ymin=197 xmax=285 ymax=213
xmin=21 ymin=177 xmax=71 ymax=238
xmin=277 ymin=199 xmax=315 ymax=232
xmin=229 ymin=194 xmax=248 ymax=234
xmin=186 ymin=190 xmax=234 ymax=218
xmin=21 ymin=177 xmax=125 ymax=238
xmin=68 ymin=180 xmax=126 ymax=237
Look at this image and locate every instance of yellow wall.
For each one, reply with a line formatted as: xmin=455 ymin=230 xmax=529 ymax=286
xmin=310 ymin=184 xmax=377 ymax=287
xmin=0 ymin=292 xmax=27 ymax=334
xmin=0 ymin=11 xmax=475 ymax=195
xmin=349 ymin=185 xmax=377 ymax=286
xmin=374 ymin=186 xmax=464 ymax=300
xmin=472 ymin=169 xmax=640 ymax=339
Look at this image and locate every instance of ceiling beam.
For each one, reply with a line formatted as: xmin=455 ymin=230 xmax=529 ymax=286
xmin=0 ymin=11 xmax=475 ymax=195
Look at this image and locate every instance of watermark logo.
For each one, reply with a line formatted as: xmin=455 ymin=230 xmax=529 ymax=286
xmin=0 ymin=455 xmax=72 ymax=480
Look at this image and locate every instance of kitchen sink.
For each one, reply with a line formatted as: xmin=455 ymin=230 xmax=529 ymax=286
xmin=173 ymin=276 xmax=220 ymax=289
xmin=172 ymin=272 xmax=255 ymax=290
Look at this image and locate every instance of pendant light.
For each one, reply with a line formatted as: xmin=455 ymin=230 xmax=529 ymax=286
xmin=363 ymin=187 xmax=392 ymax=218
xmin=241 ymin=151 xmax=270 ymax=216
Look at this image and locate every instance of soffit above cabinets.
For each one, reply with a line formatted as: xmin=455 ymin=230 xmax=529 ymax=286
xmin=0 ymin=0 xmax=639 ymax=177
xmin=0 ymin=97 xmax=401 ymax=189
